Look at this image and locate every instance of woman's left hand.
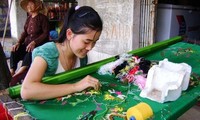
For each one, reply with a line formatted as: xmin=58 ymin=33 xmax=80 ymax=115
xmin=26 ymin=41 xmax=36 ymax=52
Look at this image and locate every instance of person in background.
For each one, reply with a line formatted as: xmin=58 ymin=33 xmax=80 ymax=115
xmin=9 ymin=0 xmax=49 ymax=86
xmin=49 ymin=30 xmax=58 ymax=41
xmin=48 ymin=9 xmax=59 ymax=41
xmin=21 ymin=6 xmax=103 ymax=100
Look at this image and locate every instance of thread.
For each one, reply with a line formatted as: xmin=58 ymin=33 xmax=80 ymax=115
xmin=126 ymin=102 xmax=153 ymax=120
xmin=14 ymin=112 xmax=29 ymax=120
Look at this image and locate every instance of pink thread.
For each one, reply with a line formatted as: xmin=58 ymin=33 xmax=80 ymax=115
xmin=134 ymin=75 xmax=147 ymax=89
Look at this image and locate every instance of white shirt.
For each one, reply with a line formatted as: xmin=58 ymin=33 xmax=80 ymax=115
xmin=55 ymin=58 xmax=80 ymax=74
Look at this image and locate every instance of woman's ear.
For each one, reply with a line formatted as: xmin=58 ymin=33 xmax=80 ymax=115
xmin=66 ymin=29 xmax=74 ymax=40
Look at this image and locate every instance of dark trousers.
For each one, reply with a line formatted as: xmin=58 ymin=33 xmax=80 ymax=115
xmin=10 ymin=44 xmax=32 ymax=71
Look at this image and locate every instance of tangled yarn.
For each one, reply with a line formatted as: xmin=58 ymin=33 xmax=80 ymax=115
xmin=98 ymin=53 xmax=152 ymax=89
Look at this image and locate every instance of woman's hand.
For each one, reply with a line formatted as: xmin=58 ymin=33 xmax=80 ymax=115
xmin=75 ymin=75 xmax=101 ymax=92
xmin=11 ymin=42 xmax=20 ymax=52
xmin=26 ymin=41 xmax=36 ymax=52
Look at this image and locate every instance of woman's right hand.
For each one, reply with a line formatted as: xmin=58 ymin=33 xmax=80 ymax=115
xmin=74 ymin=75 xmax=101 ymax=92
xmin=12 ymin=43 xmax=20 ymax=52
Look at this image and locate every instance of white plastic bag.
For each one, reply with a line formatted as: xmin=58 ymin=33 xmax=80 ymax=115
xmin=140 ymin=59 xmax=192 ymax=103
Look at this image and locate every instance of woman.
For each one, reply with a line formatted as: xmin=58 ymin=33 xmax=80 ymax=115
xmin=21 ymin=6 xmax=103 ymax=100
xmin=9 ymin=0 xmax=49 ymax=83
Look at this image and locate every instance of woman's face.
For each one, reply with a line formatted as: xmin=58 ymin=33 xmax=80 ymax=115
xmin=27 ymin=1 xmax=37 ymax=13
xmin=68 ymin=29 xmax=101 ymax=58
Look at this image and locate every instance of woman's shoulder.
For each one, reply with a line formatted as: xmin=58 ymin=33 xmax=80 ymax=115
xmin=33 ymin=42 xmax=59 ymax=76
xmin=37 ymin=13 xmax=49 ymax=21
xmin=33 ymin=42 xmax=58 ymax=58
xmin=39 ymin=42 xmax=56 ymax=49
xmin=38 ymin=13 xmax=47 ymax=17
xmin=42 ymin=41 xmax=56 ymax=47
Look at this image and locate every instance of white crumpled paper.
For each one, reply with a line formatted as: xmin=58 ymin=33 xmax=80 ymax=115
xmin=140 ymin=59 xmax=192 ymax=103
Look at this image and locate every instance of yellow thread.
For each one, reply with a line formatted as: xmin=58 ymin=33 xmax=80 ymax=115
xmin=126 ymin=102 xmax=153 ymax=120
xmin=14 ymin=112 xmax=29 ymax=120
xmin=107 ymin=113 xmax=126 ymax=120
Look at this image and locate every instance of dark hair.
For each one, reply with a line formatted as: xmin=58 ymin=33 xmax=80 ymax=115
xmin=57 ymin=6 xmax=103 ymax=43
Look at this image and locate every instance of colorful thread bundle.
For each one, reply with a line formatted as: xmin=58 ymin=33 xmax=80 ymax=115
xmin=98 ymin=53 xmax=152 ymax=89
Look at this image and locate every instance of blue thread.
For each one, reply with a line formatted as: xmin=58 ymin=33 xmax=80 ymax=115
xmin=130 ymin=116 xmax=136 ymax=120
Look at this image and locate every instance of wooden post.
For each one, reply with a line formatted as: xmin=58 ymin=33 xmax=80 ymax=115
xmin=0 ymin=42 xmax=11 ymax=90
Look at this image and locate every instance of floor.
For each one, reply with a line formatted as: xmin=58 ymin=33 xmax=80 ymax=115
xmin=178 ymin=105 xmax=200 ymax=120
xmin=1 ymin=38 xmax=200 ymax=119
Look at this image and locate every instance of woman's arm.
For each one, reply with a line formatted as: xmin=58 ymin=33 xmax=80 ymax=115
xmin=21 ymin=56 xmax=101 ymax=100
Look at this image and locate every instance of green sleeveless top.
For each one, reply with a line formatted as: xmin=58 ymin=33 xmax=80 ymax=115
xmin=32 ymin=42 xmax=87 ymax=76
